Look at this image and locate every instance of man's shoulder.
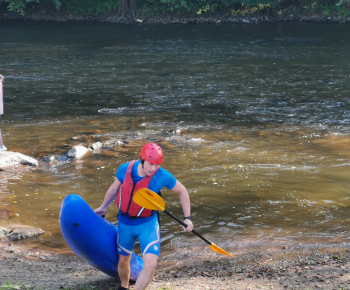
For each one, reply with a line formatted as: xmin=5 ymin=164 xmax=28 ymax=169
xmin=118 ymin=162 xmax=129 ymax=171
xmin=156 ymin=167 xmax=174 ymax=179
xmin=153 ymin=167 xmax=177 ymax=190
xmin=119 ymin=160 xmax=139 ymax=169
xmin=116 ymin=161 xmax=133 ymax=179
xmin=157 ymin=166 xmax=169 ymax=174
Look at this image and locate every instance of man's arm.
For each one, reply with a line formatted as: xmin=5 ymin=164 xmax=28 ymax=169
xmin=171 ymin=180 xmax=194 ymax=232
xmin=94 ymin=177 xmax=121 ymax=216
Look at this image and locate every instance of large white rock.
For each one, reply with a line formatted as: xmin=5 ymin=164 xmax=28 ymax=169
xmin=90 ymin=141 xmax=103 ymax=150
xmin=67 ymin=145 xmax=91 ymax=158
xmin=0 ymin=151 xmax=38 ymax=170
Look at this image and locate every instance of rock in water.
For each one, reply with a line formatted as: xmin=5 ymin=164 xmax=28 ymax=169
xmin=90 ymin=141 xmax=103 ymax=150
xmin=0 ymin=226 xmax=8 ymax=238
xmin=67 ymin=145 xmax=91 ymax=158
xmin=0 ymin=151 xmax=38 ymax=170
xmin=5 ymin=226 xmax=45 ymax=241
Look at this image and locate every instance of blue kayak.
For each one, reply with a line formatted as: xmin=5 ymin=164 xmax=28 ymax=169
xmin=59 ymin=194 xmax=143 ymax=281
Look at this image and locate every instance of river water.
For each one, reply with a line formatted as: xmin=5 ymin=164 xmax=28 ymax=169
xmin=0 ymin=21 xmax=350 ymax=261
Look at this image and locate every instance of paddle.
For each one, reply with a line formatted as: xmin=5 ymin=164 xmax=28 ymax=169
xmin=133 ymin=188 xmax=234 ymax=258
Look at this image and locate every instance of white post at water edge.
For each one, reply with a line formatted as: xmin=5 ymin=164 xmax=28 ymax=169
xmin=0 ymin=75 xmax=6 ymax=152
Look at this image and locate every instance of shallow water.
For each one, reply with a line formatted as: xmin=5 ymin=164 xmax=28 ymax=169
xmin=0 ymin=21 xmax=350 ymax=258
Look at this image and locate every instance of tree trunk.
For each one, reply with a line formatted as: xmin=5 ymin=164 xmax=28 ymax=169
xmin=130 ymin=0 xmax=137 ymax=17
xmin=118 ymin=0 xmax=137 ymax=18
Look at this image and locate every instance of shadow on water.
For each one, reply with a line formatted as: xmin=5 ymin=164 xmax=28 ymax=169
xmin=0 ymin=21 xmax=350 ymax=263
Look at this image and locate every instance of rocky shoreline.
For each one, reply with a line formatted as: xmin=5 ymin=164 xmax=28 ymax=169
xmin=1 ymin=11 xmax=350 ymax=24
xmin=1 ymin=143 xmax=350 ymax=289
xmin=1 ymin=142 xmax=350 ymax=289
xmin=0 ymin=240 xmax=350 ymax=289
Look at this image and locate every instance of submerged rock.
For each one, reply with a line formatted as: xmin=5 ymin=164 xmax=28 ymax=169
xmin=187 ymin=138 xmax=207 ymax=145
xmin=7 ymin=227 xmax=45 ymax=241
xmin=0 ymin=151 xmax=38 ymax=171
xmin=99 ymin=139 xmax=125 ymax=149
xmin=0 ymin=226 xmax=45 ymax=241
xmin=166 ymin=129 xmax=181 ymax=135
xmin=0 ymin=205 xmax=15 ymax=219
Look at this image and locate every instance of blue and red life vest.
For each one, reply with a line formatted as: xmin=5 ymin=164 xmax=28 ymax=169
xmin=116 ymin=160 xmax=160 ymax=218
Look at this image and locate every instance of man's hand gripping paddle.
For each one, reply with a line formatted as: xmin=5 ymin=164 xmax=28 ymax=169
xmin=133 ymin=188 xmax=234 ymax=258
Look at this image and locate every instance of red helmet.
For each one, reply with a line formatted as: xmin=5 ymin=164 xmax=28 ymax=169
xmin=140 ymin=143 xmax=164 ymax=165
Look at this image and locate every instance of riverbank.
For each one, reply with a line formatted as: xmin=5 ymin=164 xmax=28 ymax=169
xmin=1 ymin=239 xmax=350 ymax=290
xmin=1 ymin=10 xmax=350 ymax=24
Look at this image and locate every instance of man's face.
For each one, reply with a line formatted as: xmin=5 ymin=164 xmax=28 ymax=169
xmin=143 ymin=160 xmax=159 ymax=176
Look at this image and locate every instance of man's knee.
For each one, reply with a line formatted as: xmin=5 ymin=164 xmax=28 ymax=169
xmin=143 ymin=254 xmax=158 ymax=271
xmin=118 ymin=255 xmax=131 ymax=268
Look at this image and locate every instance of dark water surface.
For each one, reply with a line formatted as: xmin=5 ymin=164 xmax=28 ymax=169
xmin=0 ymin=21 xmax=350 ymax=261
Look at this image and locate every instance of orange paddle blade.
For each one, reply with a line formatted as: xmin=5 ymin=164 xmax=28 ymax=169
xmin=210 ymin=243 xmax=234 ymax=258
xmin=133 ymin=188 xmax=165 ymax=211
xmin=134 ymin=188 xmax=234 ymax=258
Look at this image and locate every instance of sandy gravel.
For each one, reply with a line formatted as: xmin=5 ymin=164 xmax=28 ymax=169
xmin=1 ymin=240 xmax=350 ymax=290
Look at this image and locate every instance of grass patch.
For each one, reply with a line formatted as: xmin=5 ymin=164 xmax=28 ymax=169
xmin=0 ymin=282 xmax=30 ymax=290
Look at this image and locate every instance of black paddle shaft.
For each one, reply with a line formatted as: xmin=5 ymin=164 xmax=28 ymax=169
xmin=164 ymin=210 xmax=212 ymax=246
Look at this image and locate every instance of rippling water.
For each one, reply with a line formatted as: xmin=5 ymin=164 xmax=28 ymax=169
xmin=0 ymin=21 xmax=350 ymax=259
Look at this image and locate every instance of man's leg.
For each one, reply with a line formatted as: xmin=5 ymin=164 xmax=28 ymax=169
xmin=0 ymin=74 xmax=5 ymax=151
xmin=118 ymin=254 xmax=132 ymax=288
xmin=0 ymin=130 xmax=6 ymax=149
xmin=134 ymin=253 xmax=158 ymax=290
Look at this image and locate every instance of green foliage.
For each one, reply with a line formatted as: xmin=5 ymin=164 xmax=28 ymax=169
xmin=0 ymin=0 xmax=61 ymax=14
xmin=60 ymin=0 xmax=120 ymax=14
xmin=240 ymin=0 xmax=274 ymax=6
xmin=0 ymin=0 xmax=39 ymax=14
xmin=0 ymin=0 xmax=118 ymax=15
xmin=0 ymin=0 xmax=349 ymax=17
xmin=311 ymin=0 xmax=350 ymax=15
xmin=52 ymin=0 xmax=61 ymax=9
xmin=158 ymin=0 xmax=211 ymax=13
xmin=197 ymin=4 xmax=210 ymax=14
xmin=231 ymin=3 xmax=273 ymax=15
xmin=138 ymin=0 xmax=276 ymax=16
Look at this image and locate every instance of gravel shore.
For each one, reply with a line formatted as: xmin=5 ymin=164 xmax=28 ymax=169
xmin=1 ymin=239 xmax=349 ymax=290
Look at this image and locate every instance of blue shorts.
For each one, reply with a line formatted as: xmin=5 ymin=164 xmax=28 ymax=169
xmin=117 ymin=215 xmax=161 ymax=257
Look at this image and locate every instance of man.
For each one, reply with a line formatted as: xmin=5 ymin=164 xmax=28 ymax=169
xmin=94 ymin=143 xmax=193 ymax=290
xmin=0 ymin=75 xmax=6 ymax=152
